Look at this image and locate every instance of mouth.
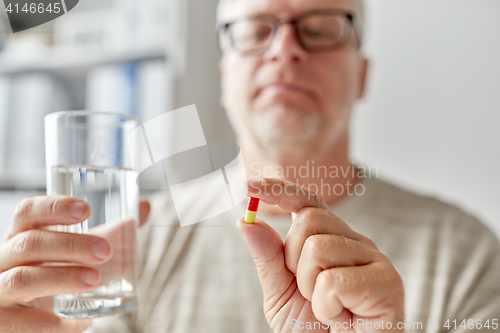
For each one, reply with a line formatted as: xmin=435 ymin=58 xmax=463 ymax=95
xmin=257 ymin=82 xmax=316 ymax=99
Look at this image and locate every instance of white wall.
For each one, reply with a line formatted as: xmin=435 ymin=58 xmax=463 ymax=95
xmin=352 ymin=0 xmax=500 ymax=236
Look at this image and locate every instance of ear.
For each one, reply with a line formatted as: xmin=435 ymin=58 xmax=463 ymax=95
xmin=218 ymin=58 xmax=224 ymax=75
xmin=357 ymin=57 xmax=369 ymax=100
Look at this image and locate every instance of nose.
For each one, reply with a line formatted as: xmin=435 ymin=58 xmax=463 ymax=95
xmin=262 ymin=24 xmax=308 ymax=63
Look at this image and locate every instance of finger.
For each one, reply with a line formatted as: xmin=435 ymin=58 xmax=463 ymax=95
xmin=296 ymin=234 xmax=381 ymax=301
xmin=243 ymin=178 xmax=374 ymax=272
xmin=0 ymin=266 xmax=101 ymax=307
xmin=0 ymin=307 xmax=92 ymax=333
xmin=236 ymin=217 xmax=297 ymax=317
xmin=87 ymin=218 xmax=136 ymax=286
xmin=0 ymin=230 xmax=112 ymax=272
xmin=7 ymin=196 xmax=91 ymax=240
xmin=285 ymin=207 xmax=377 ymax=274
xmin=311 ymin=262 xmax=405 ymax=324
xmin=139 ymin=197 xmax=151 ymax=227
xmin=243 ymin=178 xmax=329 ymax=212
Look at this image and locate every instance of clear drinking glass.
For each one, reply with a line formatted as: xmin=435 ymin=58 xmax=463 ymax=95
xmin=44 ymin=111 xmax=139 ymax=318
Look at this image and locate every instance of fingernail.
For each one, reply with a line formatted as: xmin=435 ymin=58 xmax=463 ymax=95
xmin=82 ymin=269 xmax=99 ymax=286
xmin=244 ymin=178 xmax=263 ymax=190
xmin=83 ymin=319 xmax=93 ymax=328
xmin=71 ymin=202 xmax=88 ymax=219
xmin=291 ymin=212 xmax=297 ymax=221
xmin=92 ymin=239 xmax=111 ymax=260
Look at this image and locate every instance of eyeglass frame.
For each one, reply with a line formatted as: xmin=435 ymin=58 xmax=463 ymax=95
xmin=216 ymin=9 xmax=363 ymax=55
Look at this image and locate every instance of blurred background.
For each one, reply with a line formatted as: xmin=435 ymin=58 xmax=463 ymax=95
xmin=352 ymin=0 xmax=500 ymax=238
xmin=0 ymin=0 xmax=498 ymax=239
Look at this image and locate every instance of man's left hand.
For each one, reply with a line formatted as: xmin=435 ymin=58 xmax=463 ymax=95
xmin=238 ymin=178 xmax=405 ymax=333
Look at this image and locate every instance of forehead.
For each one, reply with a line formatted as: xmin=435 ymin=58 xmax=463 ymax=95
xmin=218 ymin=0 xmax=356 ymax=21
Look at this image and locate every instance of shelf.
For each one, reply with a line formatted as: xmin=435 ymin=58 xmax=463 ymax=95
xmin=0 ymin=43 xmax=168 ymax=75
xmin=0 ymin=170 xmax=46 ymax=190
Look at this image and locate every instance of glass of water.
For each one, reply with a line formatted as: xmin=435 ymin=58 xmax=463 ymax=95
xmin=44 ymin=111 xmax=139 ymax=319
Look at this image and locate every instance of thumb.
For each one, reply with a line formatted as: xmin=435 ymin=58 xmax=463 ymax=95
xmin=139 ymin=198 xmax=151 ymax=227
xmin=237 ymin=218 xmax=295 ymax=302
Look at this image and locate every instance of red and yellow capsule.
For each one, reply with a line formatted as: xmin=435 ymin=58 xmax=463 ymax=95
xmin=244 ymin=197 xmax=260 ymax=224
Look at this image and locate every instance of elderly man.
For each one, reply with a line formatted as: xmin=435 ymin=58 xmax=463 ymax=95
xmin=1 ymin=0 xmax=499 ymax=332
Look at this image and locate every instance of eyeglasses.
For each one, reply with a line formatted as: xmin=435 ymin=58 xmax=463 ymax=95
xmin=217 ymin=10 xmax=362 ymax=55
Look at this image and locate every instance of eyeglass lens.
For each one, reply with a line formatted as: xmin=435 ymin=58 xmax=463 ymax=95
xmin=227 ymin=14 xmax=350 ymax=53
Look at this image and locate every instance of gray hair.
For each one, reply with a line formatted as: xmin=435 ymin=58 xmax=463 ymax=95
xmin=217 ymin=0 xmax=365 ymax=22
xmin=217 ymin=0 xmax=366 ymax=47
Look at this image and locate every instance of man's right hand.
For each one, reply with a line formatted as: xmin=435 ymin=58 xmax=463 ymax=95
xmin=0 ymin=195 xmax=150 ymax=333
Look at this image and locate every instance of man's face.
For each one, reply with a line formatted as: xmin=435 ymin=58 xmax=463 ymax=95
xmin=219 ymin=0 xmax=368 ymax=159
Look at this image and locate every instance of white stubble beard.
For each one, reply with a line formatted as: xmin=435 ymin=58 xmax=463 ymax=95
xmin=248 ymin=105 xmax=323 ymax=161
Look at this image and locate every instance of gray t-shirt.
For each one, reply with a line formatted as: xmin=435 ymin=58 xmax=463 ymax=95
xmin=88 ymin=176 xmax=500 ymax=332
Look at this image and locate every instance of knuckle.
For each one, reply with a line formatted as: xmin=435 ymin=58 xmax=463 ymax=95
xmin=340 ymin=235 xmax=358 ymax=249
xmin=6 ymin=266 xmax=31 ymax=291
xmin=302 ymin=184 xmax=325 ymax=207
xmin=296 ymin=207 xmax=313 ymax=223
xmin=49 ymin=197 xmax=63 ymax=216
xmin=295 ymin=208 xmax=319 ymax=233
xmin=14 ymin=198 xmax=35 ymax=222
xmin=380 ymin=264 xmax=403 ymax=285
xmin=48 ymin=196 xmax=74 ymax=216
xmin=64 ymin=236 xmax=79 ymax=257
xmin=303 ymin=235 xmax=326 ymax=257
xmin=316 ymin=269 xmax=336 ymax=292
xmin=325 ymin=268 xmax=364 ymax=290
xmin=16 ymin=230 xmax=41 ymax=255
xmin=376 ymin=252 xmax=392 ymax=264
xmin=358 ymin=234 xmax=378 ymax=250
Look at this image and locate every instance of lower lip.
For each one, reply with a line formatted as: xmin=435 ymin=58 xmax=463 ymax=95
xmin=262 ymin=85 xmax=312 ymax=96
